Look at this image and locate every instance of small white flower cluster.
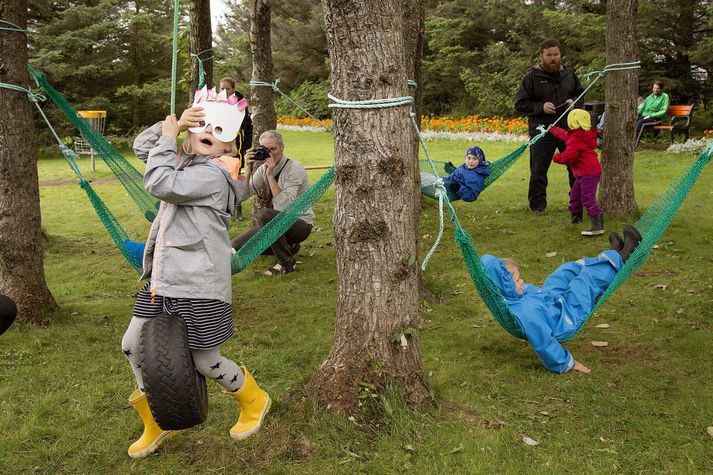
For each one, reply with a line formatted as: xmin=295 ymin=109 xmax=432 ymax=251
xmin=666 ymin=138 xmax=713 ymax=154
xmin=277 ymin=124 xmax=330 ymax=133
xmin=277 ymin=124 xmax=529 ymax=143
xmin=419 ymin=130 xmax=528 ymax=143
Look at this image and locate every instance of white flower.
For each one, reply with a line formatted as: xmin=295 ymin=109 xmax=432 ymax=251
xmin=666 ymin=138 xmax=713 ymax=154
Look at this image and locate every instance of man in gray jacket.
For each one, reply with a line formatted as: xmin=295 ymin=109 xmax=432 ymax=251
xmin=231 ymin=130 xmax=314 ymax=276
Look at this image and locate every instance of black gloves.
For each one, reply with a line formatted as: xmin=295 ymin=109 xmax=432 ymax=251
xmin=449 ymin=181 xmax=460 ymax=192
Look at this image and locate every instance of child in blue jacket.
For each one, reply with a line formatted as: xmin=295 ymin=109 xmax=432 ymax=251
xmin=446 ymin=145 xmax=491 ymax=202
xmin=481 ymin=225 xmax=642 ymax=374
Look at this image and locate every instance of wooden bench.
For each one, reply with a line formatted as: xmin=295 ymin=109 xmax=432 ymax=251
xmin=652 ymin=105 xmax=694 ymax=144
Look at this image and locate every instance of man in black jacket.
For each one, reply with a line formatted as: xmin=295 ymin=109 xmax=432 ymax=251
xmin=515 ymin=39 xmax=584 ymax=215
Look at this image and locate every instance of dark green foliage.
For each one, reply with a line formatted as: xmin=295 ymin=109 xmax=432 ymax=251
xmin=29 ymin=0 xmax=187 ymax=141
xmin=26 ymin=0 xmax=713 ymax=135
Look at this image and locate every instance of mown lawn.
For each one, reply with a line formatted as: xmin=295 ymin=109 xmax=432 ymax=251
xmin=1 ymin=130 xmax=712 ymax=473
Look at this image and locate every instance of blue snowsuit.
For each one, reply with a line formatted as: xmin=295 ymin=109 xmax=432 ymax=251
xmin=447 ymin=160 xmax=491 ymax=202
xmin=481 ymin=250 xmax=623 ymax=373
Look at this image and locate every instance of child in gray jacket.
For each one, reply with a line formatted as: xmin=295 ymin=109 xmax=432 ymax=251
xmin=121 ymin=88 xmax=270 ymax=458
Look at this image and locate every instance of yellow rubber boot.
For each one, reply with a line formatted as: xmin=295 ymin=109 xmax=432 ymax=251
xmin=127 ymin=389 xmax=176 ymax=458
xmin=228 ymin=366 xmax=272 ymax=440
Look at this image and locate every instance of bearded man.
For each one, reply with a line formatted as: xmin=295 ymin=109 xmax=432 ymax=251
xmin=515 ymin=38 xmax=584 ymax=216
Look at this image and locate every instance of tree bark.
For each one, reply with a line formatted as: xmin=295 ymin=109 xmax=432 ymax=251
xmin=189 ymin=0 xmax=213 ymax=100
xmin=249 ymin=0 xmax=277 ymax=225
xmin=600 ymin=0 xmax=639 ymax=217
xmin=249 ymin=0 xmax=277 ymax=140
xmin=401 ymin=0 xmax=434 ymax=303
xmin=310 ymin=0 xmax=430 ymax=411
xmin=0 ymin=0 xmax=56 ymax=324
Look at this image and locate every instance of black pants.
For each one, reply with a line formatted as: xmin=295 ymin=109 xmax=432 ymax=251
xmin=635 ymin=117 xmax=661 ymax=146
xmin=528 ymin=132 xmax=575 ymax=212
xmin=231 ymin=208 xmax=312 ymax=268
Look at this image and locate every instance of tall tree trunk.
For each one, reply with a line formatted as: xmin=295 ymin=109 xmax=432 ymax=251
xmin=189 ymin=0 xmax=213 ymax=100
xmin=402 ymin=0 xmax=434 ymax=302
xmin=600 ymin=0 xmax=639 ymax=217
xmin=249 ymin=0 xmax=276 ymax=225
xmin=0 ymin=0 xmax=56 ymax=324
xmin=249 ymin=0 xmax=276 ymax=139
xmin=310 ymin=0 xmax=430 ymax=411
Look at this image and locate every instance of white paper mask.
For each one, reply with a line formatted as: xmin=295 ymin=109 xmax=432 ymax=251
xmin=188 ymin=86 xmax=248 ymax=143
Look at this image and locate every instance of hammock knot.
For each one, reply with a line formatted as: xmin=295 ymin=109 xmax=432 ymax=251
xmin=454 ymin=228 xmax=473 ymax=246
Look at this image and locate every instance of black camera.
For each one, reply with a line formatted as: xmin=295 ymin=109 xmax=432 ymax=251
xmin=251 ymin=146 xmax=271 ymax=161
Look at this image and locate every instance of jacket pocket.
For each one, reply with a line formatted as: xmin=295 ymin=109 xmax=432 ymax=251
xmin=160 ymin=233 xmax=210 ymax=286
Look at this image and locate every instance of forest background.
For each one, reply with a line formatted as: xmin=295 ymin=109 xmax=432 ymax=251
xmin=27 ymin=0 xmax=713 ymax=142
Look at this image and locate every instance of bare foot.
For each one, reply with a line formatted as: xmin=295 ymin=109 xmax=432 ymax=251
xmin=573 ymin=361 xmax=591 ymax=373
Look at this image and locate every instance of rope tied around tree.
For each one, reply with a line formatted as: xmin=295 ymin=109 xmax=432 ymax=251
xmin=190 ymin=48 xmax=213 ymax=90
xmin=2 ymin=77 xmax=143 ymax=273
xmin=0 ymin=19 xmax=27 ymax=33
xmin=251 ymin=79 xmax=332 ymax=131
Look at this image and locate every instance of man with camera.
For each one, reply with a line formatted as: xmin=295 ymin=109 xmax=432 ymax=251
xmin=231 ymin=130 xmax=314 ymax=276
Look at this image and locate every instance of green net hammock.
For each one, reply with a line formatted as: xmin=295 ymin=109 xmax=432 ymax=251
xmin=457 ymin=144 xmax=712 ymax=340
xmin=29 ymin=67 xmax=160 ymax=223
xmin=29 ymin=66 xmax=336 ymax=275
xmin=419 ymin=142 xmax=529 ymax=201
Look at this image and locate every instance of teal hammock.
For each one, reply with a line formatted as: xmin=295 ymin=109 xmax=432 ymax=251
xmin=419 ymin=141 xmax=530 ymax=201
xmin=29 ymin=67 xmax=160 ymax=223
xmin=29 ymin=66 xmax=334 ymax=275
xmin=459 ymin=144 xmax=712 ymax=340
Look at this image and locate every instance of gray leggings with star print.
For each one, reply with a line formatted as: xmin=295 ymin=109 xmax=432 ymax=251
xmin=121 ymin=316 xmax=245 ymax=393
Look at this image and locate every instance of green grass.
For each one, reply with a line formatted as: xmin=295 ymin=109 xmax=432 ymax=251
xmin=2 ymin=130 xmax=712 ymax=473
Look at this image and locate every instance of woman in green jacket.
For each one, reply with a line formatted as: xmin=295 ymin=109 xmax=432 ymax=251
xmin=635 ymin=80 xmax=670 ymax=146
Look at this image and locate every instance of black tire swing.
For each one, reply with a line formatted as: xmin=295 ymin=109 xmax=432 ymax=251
xmin=140 ymin=314 xmax=208 ymax=430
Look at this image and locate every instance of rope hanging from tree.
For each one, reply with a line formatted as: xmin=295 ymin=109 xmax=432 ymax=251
xmin=251 ymin=79 xmax=332 ymax=131
xmin=0 ymin=79 xmax=143 ymax=273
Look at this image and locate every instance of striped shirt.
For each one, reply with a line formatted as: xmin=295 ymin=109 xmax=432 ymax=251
xmin=132 ymin=281 xmax=233 ymax=350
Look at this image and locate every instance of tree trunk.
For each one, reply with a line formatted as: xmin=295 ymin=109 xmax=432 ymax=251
xmin=310 ymin=0 xmax=430 ymax=411
xmin=189 ymin=0 xmax=213 ymax=100
xmin=249 ymin=0 xmax=276 ymax=140
xmin=249 ymin=0 xmax=277 ymax=225
xmin=600 ymin=0 xmax=639 ymax=217
xmin=0 ymin=0 xmax=56 ymax=324
xmin=401 ymin=0 xmax=434 ymax=303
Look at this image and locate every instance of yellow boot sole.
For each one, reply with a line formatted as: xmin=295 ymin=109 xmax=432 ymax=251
xmin=230 ymin=395 xmax=272 ymax=440
xmin=128 ymin=430 xmax=177 ymax=459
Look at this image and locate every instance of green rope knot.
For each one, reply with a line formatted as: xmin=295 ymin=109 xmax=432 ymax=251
xmin=527 ymin=125 xmax=548 ymax=146
xmin=250 ymin=79 xmax=280 ymax=92
xmin=0 ymin=82 xmax=46 ymax=103
xmin=453 ymin=228 xmax=473 ymax=247
xmin=190 ymin=49 xmax=214 ymax=90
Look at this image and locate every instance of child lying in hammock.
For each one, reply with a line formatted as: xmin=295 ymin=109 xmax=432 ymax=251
xmin=481 ymin=225 xmax=642 ymax=374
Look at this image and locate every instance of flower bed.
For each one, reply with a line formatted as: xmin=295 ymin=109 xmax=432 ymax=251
xmin=277 ymin=114 xmax=529 ymax=141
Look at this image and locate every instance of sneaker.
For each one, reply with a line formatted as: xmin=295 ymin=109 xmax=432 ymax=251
xmin=533 ymin=208 xmax=547 ymax=216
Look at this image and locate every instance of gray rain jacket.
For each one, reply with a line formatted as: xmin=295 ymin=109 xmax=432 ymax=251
xmin=134 ymin=122 xmax=250 ymax=304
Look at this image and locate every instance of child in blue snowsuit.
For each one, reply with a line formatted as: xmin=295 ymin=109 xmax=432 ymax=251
xmin=446 ymin=145 xmax=491 ymax=202
xmin=481 ymin=225 xmax=642 ymax=374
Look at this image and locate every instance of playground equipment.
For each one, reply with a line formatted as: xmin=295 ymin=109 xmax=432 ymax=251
xmin=74 ymin=110 xmax=107 ymax=172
